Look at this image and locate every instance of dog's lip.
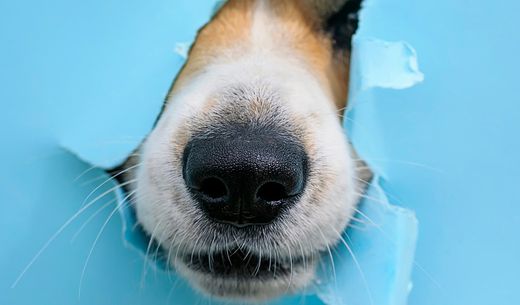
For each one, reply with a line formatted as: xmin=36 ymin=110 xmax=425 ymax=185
xmin=180 ymin=247 xmax=309 ymax=278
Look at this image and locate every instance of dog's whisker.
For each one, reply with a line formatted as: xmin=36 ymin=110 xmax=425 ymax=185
xmin=190 ymin=233 xmax=204 ymax=268
xmin=210 ymin=233 xmax=217 ymax=273
xmin=80 ymin=163 xmax=141 ymax=208
xmin=140 ymin=220 xmax=162 ymax=289
xmin=272 ymin=246 xmax=278 ymax=279
xmin=78 ymin=188 xmax=137 ymax=298
xmin=225 ymin=245 xmax=233 ymax=268
xmin=353 ymin=178 xmax=372 ymax=189
xmin=152 ymin=223 xmax=170 ymax=281
xmin=287 ymin=245 xmax=294 ymax=292
xmin=344 ymin=230 xmax=374 ymax=305
xmin=253 ymin=248 xmax=263 ymax=277
xmin=297 ymin=239 xmax=307 ymax=273
xmin=353 ymin=207 xmax=383 ymax=228
xmin=11 ymin=178 xmax=134 ymax=288
xmin=347 ymin=223 xmax=371 ymax=231
xmin=350 ymin=155 xmax=444 ymax=174
xmin=70 ymin=197 xmax=117 ymax=242
xmin=317 ymin=227 xmax=337 ymax=291
xmin=267 ymin=244 xmax=273 ymax=272
xmin=353 ymin=205 xmax=444 ymax=290
xmin=174 ymin=233 xmax=189 ymax=269
xmin=79 ymin=174 xmax=109 ymax=187
xmin=350 ymin=216 xmax=369 ymax=224
xmin=165 ymin=229 xmax=182 ymax=282
xmin=353 ymin=192 xmax=392 ymax=207
xmin=244 ymin=247 xmax=254 ymax=268
xmin=73 ymin=164 xmax=102 ymax=183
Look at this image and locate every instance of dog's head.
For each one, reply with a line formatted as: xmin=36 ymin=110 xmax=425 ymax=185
xmin=125 ymin=0 xmax=364 ymax=301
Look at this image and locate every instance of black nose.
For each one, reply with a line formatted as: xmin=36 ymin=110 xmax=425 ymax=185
xmin=182 ymin=129 xmax=308 ymax=227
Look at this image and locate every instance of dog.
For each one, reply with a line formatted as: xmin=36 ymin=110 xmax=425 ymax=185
xmin=115 ymin=0 xmax=368 ymax=301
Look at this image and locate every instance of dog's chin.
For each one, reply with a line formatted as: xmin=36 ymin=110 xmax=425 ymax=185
xmin=173 ymin=248 xmax=318 ymax=302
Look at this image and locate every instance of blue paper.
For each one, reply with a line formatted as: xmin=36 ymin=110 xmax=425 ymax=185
xmin=5 ymin=0 xmax=518 ymax=304
xmin=0 ymin=0 xmax=418 ymax=304
xmin=315 ymin=178 xmax=417 ymax=305
xmin=347 ymin=0 xmax=520 ymax=304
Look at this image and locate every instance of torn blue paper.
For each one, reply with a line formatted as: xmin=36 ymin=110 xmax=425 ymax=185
xmin=5 ymin=0 xmax=520 ymax=303
xmin=0 ymin=0 xmax=421 ymax=304
xmin=350 ymin=38 xmax=424 ymax=93
xmin=315 ymin=178 xmax=417 ymax=305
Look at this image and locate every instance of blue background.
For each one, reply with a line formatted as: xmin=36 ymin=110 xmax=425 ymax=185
xmin=349 ymin=0 xmax=520 ymax=304
xmin=1 ymin=0 xmax=519 ymax=304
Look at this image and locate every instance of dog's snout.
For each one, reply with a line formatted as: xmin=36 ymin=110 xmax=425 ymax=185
xmin=183 ymin=129 xmax=308 ymax=227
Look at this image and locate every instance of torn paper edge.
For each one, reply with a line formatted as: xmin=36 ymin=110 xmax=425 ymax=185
xmin=349 ymin=36 xmax=425 ymax=104
xmin=315 ymin=176 xmax=418 ymax=305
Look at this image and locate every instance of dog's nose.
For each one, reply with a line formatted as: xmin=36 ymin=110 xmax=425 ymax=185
xmin=182 ymin=130 xmax=308 ymax=227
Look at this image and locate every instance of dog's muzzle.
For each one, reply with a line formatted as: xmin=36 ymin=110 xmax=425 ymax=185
xmin=182 ymin=125 xmax=308 ymax=227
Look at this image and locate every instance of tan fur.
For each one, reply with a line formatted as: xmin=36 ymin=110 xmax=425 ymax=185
xmin=168 ymin=0 xmax=349 ymax=111
xmin=266 ymin=0 xmax=349 ymax=109
xmin=168 ymin=0 xmax=256 ymax=96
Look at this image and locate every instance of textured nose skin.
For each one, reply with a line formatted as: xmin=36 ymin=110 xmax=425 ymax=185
xmin=182 ymin=128 xmax=308 ymax=227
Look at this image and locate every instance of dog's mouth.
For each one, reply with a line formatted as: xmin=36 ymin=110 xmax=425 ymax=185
xmin=180 ymin=247 xmax=312 ymax=279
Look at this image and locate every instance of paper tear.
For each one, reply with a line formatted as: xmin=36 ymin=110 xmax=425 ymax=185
xmin=316 ymin=176 xmax=418 ymax=305
xmin=174 ymin=42 xmax=190 ymax=59
xmin=351 ymin=37 xmax=424 ymax=92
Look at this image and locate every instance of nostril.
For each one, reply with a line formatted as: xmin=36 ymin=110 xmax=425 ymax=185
xmin=256 ymin=182 xmax=288 ymax=202
xmin=199 ymin=177 xmax=228 ymax=200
